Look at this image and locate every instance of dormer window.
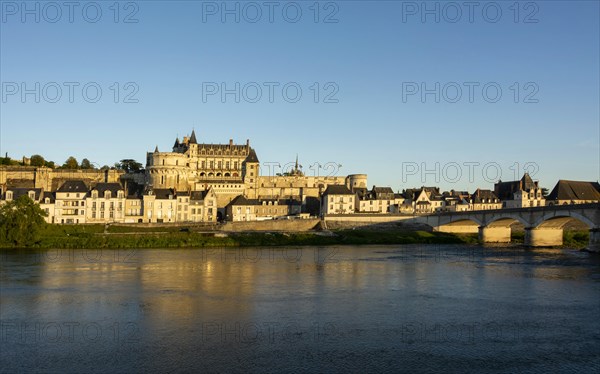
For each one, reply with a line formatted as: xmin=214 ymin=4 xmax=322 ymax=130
xmin=6 ymin=191 xmax=13 ymax=201
xmin=45 ymin=198 xmax=50 ymax=204
xmin=28 ymin=191 xmax=35 ymax=200
xmin=117 ymin=191 xmax=124 ymax=198
xmin=92 ymin=191 xmax=98 ymax=199
xmin=105 ymin=191 xmax=111 ymax=199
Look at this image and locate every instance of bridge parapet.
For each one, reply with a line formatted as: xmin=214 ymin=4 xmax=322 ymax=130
xmin=413 ymin=203 xmax=600 ymax=251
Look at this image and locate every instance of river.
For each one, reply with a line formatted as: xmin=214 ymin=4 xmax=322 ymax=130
xmin=1 ymin=245 xmax=599 ymax=373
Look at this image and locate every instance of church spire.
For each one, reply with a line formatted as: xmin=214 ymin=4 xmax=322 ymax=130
xmin=154 ymin=145 xmax=159 ymax=153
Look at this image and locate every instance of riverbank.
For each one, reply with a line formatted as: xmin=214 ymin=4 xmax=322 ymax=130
xmin=0 ymin=224 xmax=591 ymax=250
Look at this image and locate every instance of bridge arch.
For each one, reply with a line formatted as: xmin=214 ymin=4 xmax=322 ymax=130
xmin=444 ymin=218 xmax=483 ymax=226
xmin=484 ymin=214 xmax=530 ymax=227
xmin=532 ymin=212 xmax=595 ymax=229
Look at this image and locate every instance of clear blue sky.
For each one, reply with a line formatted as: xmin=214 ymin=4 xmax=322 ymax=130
xmin=1 ymin=0 xmax=598 ymax=192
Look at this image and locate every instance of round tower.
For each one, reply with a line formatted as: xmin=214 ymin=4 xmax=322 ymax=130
xmin=346 ymin=174 xmax=367 ymax=191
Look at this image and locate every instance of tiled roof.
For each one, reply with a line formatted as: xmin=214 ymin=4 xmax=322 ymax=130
xmin=547 ymin=180 xmax=600 ymax=201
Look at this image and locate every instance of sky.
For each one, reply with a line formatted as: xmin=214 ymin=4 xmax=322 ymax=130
xmin=1 ymin=0 xmax=599 ymax=193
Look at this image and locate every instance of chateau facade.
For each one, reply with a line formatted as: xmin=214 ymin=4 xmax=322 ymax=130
xmin=146 ymin=131 xmax=367 ymax=209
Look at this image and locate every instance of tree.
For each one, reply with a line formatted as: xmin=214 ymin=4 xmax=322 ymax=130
xmin=44 ymin=161 xmax=55 ymax=169
xmin=0 ymin=195 xmax=47 ymax=247
xmin=117 ymin=159 xmax=143 ymax=173
xmin=62 ymin=156 xmax=78 ymax=169
xmin=81 ymin=158 xmax=93 ymax=169
xmin=30 ymin=154 xmax=45 ymax=167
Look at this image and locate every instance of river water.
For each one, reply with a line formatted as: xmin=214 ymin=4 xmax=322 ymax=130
xmin=1 ymin=245 xmax=599 ymax=373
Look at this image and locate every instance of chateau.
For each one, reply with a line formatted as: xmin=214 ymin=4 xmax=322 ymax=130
xmin=146 ymin=130 xmax=367 ymax=209
xmin=1 ymin=131 xmax=599 ymax=224
xmin=0 ymin=131 xmax=368 ymax=223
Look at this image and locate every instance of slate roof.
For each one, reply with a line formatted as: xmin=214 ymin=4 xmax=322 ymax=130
xmin=403 ymin=187 xmax=440 ymax=200
xmin=245 ymin=148 xmax=259 ymax=163
xmin=372 ymin=186 xmax=394 ymax=194
xmin=228 ymin=195 xmax=301 ymax=206
xmin=42 ymin=191 xmax=55 ymax=203
xmin=148 ymin=188 xmax=176 ymax=199
xmin=93 ymin=183 xmax=123 ymax=195
xmin=5 ymin=188 xmax=43 ymax=201
xmin=471 ymin=189 xmax=499 ymax=203
xmin=495 ymin=173 xmax=539 ymax=200
xmin=189 ymin=130 xmax=198 ymax=144
xmin=125 ymin=182 xmax=145 ymax=198
xmin=546 ymin=180 xmax=600 ymax=201
xmin=354 ymin=187 xmax=369 ymax=199
xmin=57 ymin=180 xmax=88 ymax=193
xmin=323 ymin=185 xmax=354 ymax=196
xmin=190 ymin=191 xmax=210 ymax=201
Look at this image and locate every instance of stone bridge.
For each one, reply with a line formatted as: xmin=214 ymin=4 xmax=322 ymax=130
xmin=412 ymin=203 xmax=600 ymax=251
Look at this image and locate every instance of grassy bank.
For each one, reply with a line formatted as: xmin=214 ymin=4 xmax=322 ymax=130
xmin=511 ymin=230 xmax=590 ymax=249
xmin=0 ymin=224 xmax=479 ymax=249
xmin=0 ymin=224 xmax=590 ymax=250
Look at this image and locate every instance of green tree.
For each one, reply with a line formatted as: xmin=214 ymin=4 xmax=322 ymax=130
xmin=81 ymin=158 xmax=93 ymax=169
xmin=44 ymin=161 xmax=56 ymax=169
xmin=118 ymin=159 xmax=143 ymax=173
xmin=62 ymin=156 xmax=79 ymax=169
xmin=0 ymin=195 xmax=47 ymax=247
xmin=30 ymin=154 xmax=46 ymax=167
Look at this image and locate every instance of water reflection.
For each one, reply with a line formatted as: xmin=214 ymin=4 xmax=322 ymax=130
xmin=1 ymin=245 xmax=599 ymax=373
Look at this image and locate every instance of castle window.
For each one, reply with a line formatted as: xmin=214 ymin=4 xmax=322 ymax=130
xmin=162 ymin=160 xmax=165 ymax=165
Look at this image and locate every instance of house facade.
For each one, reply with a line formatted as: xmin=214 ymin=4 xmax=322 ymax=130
xmin=321 ymin=185 xmax=356 ymax=215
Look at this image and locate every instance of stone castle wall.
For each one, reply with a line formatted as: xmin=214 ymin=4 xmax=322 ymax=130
xmin=0 ymin=166 xmax=124 ymax=191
